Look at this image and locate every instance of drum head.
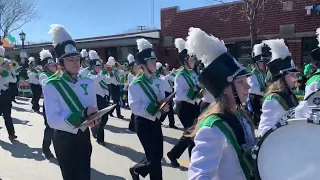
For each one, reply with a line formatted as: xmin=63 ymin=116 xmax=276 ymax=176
xmin=257 ymin=119 xmax=320 ymax=180
xmin=306 ymin=90 xmax=320 ymax=106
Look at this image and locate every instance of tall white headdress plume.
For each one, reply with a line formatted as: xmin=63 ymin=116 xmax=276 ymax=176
xmin=39 ymin=49 xmax=53 ymax=61
xmin=263 ymin=39 xmax=291 ymax=61
xmin=316 ymin=27 xmax=320 ymax=47
xmin=48 ymin=24 xmax=72 ymax=47
xmin=29 ymin=57 xmax=35 ymax=62
xmin=186 ymin=27 xmax=227 ymax=67
xmin=252 ymin=43 xmax=264 ymax=56
xmin=156 ymin=62 xmax=163 ymax=70
xmin=89 ymin=50 xmax=100 ymax=60
xmin=136 ymin=38 xmax=152 ymax=52
xmin=127 ymin=54 xmax=135 ymax=64
xmin=174 ymin=38 xmax=186 ymax=53
xmin=107 ymin=56 xmax=116 ymax=66
xmin=81 ymin=49 xmax=88 ymax=58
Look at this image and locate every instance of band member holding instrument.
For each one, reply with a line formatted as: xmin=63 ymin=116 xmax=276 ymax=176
xmin=128 ymin=38 xmax=169 ymax=180
xmin=167 ymin=37 xmax=200 ymax=168
xmin=7 ymin=60 xmax=19 ymax=102
xmin=44 ymin=24 xmax=100 ymax=180
xmin=247 ymin=43 xmax=269 ymax=126
xmin=304 ymin=27 xmax=320 ymax=99
xmin=258 ymin=39 xmax=298 ymax=136
xmin=87 ymin=50 xmax=110 ymax=145
xmin=187 ymin=27 xmax=255 ymax=180
xmin=0 ymin=47 xmax=17 ymax=140
xmin=157 ymin=62 xmax=177 ymax=129
xmin=126 ymin=54 xmax=141 ymax=132
xmin=27 ymin=57 xmax=42 ymax=113
xmin=39 ymin=49 xmax=58 ymax=159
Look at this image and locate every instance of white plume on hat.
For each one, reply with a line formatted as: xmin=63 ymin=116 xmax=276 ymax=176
xmin=156 ymin=62 xmax=163 ymax=70
xmin=127 ymin=54 xmax=135 ymax=64
xmin=174 ymin=38 xmax=186 ymax=53
xmin=0 ymin=46 xmax=5 ymax=57
xmin=107 ymin=56 xmax=116 ymax=66
xmin=186 ymin=27 xmax=227 ymax=67
xmin=253 ymin=43 xmax=264 ymax=56
xmin=136 ymin=38 xmax=152 ymax=52
xmin=39 ymin=49 xmax=53 ymax=61
xmin=89 ymin=50 xmax=100 ymax=60
xmin=48 ymin=24 xmax=73 ymax=47
xmin=263 ymin=39 xmax=291 ymax=62
xmin=81 ymin=49 xmax=88 ymax=57
xmin=316 ymin=27 xmax=320 ymax=47
xmin=28 ymin=57 xmax=35 ymax=62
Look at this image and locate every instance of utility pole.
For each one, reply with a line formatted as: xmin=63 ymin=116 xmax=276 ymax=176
xmin=151 ymin=0 xmax=154 ymax=29
xmin=137 ymin=25 xmax=147 ymax=32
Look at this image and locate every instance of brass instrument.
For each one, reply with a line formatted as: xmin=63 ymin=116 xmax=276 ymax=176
xmin=0 ymin=57 xmax=3 ymax=65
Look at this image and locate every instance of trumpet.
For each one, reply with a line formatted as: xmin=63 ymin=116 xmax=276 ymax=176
xmin=11 ymin=61 xmax=18 ymax=68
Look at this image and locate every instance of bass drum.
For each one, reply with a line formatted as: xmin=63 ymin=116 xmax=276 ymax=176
xmin=305 ymin=89 xmax=320 ymax=106
xmin=252 ymin=111 xmax=320 ymax=180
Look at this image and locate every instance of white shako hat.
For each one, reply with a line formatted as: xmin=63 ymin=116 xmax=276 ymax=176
xmin=175 ymin=38 xmax=192 ymax=64
xmin=127 ymin=54 xmax=137 ymax=68
xmin=252 ymin=42 xmax=271 ymax=63
xmin=263 ymin=39 xmax=297 ymax=82
xmin=80 ymin=49 xmax=89 ymax=63
xmin=106 ymin=56 xmax=116 ymax=66
xmin=310 ymin=27 xmax=320 ymax=62
xmin=48 ymin=24 xmax=80 ymax=64
xmin=135 ymin=38 xmax=157 ymax=65
xmin=28 ymin=57 xmax=36 ymax=66
xmin=88 ymin=50 xmax=101 ymax=67
xmin=186 ymin=27 xmax=251 ymax=98
xmin=39 ymin=49 xmax=56 ymax=67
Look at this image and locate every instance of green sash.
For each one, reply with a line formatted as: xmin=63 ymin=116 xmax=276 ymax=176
xmin=47 ymin=73 xmax=85 ymax=126
xmin=132 ymin=74 xmax=159 ymax=115
xmin=200 ymin=115 xmax=252 ymax=179
xmin=177 ymin=68 xmax=196 ymax=99
xmin=263 ymin=93 xmax=289 ymax=111
xmin=252 ymin=68 xmax=265 ymax=91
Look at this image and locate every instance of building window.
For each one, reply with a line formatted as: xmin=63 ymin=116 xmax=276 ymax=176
xmin=302 ymin=36 xmax=317 ymax=66
xmin=283 ymin=1 xmax=293 ymax=11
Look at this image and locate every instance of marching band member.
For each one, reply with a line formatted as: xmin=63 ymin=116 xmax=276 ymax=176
xmin=167 ymin=37 xmax=200 ymax=168
xmin=87 ymin=50 xmax=109 ymax=145
xmin=0 ymin=46 xmax=17 ymax=140
xmin=258 ymin=39 xmax=298 ymax=136
xmin=44 ymin=24 xmax=100 ymax=180
xmin=187 ymin=27 xmax=255 ymax=180
xmin=38 ymin=49 xmax=58 ymax=159
xmin=126 ymin=54 xmax=141 ymax=132
xmin=27 ymin=57 xmax=41 ymax=112
xmin=304 ymin=27 xmax=320 ymax=99
xmin=79 ymin=49 xmax=91 ymax=76
xmin=7 ymin=60 xmax=19 ymax=102
xmin=106 ymin=56 xmax=124 ymax=119
xmin=247 ymin=43 xmax=269 ymax=126
xmin=156 ymin=62 xmax=177 ymax=129
xmin=128 ymin=38 xmax=168 ymax=180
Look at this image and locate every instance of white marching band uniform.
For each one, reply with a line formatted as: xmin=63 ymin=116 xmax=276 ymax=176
xmin=161 ymin=72 xmax=175 ymax=93
xmin=174 ymin=68 xmax=198 ymax=105
xmin=201 ymin=89 xmax=215 ymax=104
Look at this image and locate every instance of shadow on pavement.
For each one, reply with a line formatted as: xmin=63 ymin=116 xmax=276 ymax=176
xmin=163 ymin=135 xmax=178 ymax=146
xmin=91 ymin=168 xmax=125 ymax=180
xmin=12 ymin=118 xmax=32 ymax=126
xmin=103 ymin=142 xmax=143 ymax=163
xmin=0 ymin=139 xmax=45 ymax=161
xmin=12 ymin=106 xmax=29 ymax=112
xmin=105 ymin=124 xmax=134 ymax=134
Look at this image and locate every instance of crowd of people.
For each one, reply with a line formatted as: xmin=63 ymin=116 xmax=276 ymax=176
xmin=0 ymin=24 xmax=319 ymax=180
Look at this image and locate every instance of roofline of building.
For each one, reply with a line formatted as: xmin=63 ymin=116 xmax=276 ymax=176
xmin=13 ymin=30 xmax=160 ymax=49
xmin=161 ymin=1 xmax=241 ymax=13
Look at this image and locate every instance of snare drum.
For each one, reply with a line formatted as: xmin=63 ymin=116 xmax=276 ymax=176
xmin=305 ymin=89 xmax=320 ymax=106
xmin=252 ymin=112 xmax=320 ymax=180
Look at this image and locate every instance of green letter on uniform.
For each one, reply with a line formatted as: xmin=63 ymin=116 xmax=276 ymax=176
xmin=80 ymin=84 xmax=89 ymax=95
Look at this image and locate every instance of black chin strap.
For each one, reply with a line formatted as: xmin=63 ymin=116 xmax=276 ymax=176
xmin=231 ymin=82 xmax=242 ymax=106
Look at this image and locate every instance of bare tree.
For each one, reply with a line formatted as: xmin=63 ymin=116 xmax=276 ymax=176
xmin=207 ymin=0 xmax=285 ymax=47
xmin=0 ymin=0 xmax=38 ymax=38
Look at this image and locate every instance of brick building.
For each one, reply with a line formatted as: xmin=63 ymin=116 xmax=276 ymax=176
xmin=159 ymin=0 xmax=320 ymax=70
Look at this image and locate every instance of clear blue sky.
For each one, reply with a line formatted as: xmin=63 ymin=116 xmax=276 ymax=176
xmin=11 ymin=0 xmax=228 ymax=43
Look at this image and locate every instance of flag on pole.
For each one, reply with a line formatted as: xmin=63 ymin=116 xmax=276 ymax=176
xmin=1 ymin=34 xmax=15 ymax=48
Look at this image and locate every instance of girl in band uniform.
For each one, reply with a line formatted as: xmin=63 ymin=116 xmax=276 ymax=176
xmin=258 ymin=39 xmax=298 ymax=136
xmin=187 ymin=27 xmax=255 ymax=180
xmin=128 ymin=38 xmax=169 ymax=180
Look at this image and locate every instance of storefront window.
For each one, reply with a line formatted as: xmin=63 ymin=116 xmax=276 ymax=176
xmin=302 ymin=36 xmax=317 ymax=66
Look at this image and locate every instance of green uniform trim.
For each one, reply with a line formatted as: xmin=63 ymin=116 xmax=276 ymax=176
xmin=251 ymin=68 xmax=266 ymax=91
xmin=200 ymin=114 xmax=252 ymax=180
xmin=99 ymin=80 xmax=109 ymax=90
xmin=177 ymin=68 xmax=196 ymax=100
xmin=306 ymin=73 xmax=320 ymax=86
xmin=1 ymin=69 xmax=9 ymax=77
xmin=263 ymin=93 xmax=289 ymax=111
xmin=47 ymin=73 xmax=86 ymax=126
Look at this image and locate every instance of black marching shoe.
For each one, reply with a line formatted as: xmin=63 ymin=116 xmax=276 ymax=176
xmin=43 ymin=151 xmax=55 ymax=159
xmin=167 ymin=152 xmax=180 ymax=168
xmin=117 ymin=115 xmax=124 ymax=119
xmin=97 ymin=141 xmax=107 ymax=146
xmin=9 ymin=135 xmax=17 ymax=140
xmin=129 ymin=167 xmax=140 ymax=180
xmin=169 ymin=125 xmax=178 ymax=129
